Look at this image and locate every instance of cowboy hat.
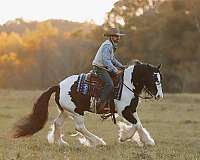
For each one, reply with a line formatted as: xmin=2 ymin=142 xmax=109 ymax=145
xmin=104 ymin=28 xmax=126 ymax=37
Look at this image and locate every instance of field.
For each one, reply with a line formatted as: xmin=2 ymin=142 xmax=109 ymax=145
xmin=0 ymin=89 xmax=200 ymax=160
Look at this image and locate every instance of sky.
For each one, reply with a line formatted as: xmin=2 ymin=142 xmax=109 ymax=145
xmin=0 ymin=0 xmax=118 ymax=25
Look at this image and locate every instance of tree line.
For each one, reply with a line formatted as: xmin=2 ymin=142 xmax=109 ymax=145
xmin=0 ymin=0 xmax=199 ymax=92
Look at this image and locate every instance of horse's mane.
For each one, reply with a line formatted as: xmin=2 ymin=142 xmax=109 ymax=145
xmin=128 ymin=59 xmax=158 ymax=70
xmin=128 ymin=59 xmax=142 ymax=66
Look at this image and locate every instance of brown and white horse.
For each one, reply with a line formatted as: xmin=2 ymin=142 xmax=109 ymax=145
xmin=12 ymin=62 xmax=163 ymax=147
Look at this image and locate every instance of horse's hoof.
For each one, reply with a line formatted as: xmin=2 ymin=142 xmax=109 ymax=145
xmin=97 ymin=140 xmax=107 ymax=146
xmin=58 ymin=139 xmax=69 ymax=146
xmin=145 ymin=140 xmax=155 ymax=146
xmin=119 ymin=137 xmax=132 ymax=143
xmin=58 ymin=135 xmax=69 ymax=146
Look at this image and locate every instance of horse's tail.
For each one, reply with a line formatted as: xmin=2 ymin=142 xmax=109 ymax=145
xmin=12 ymin=85 xmax=59 ymax=138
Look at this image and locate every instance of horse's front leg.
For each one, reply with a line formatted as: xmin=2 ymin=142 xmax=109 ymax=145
xmin=119 ymin=108 xmax=155 ymax=146
xmin=118 ymin=98 xmax=139 ymax=142
xmin=118 ymin=97 xmax=155 ymax=146
xmin=133 ymin=112 xmax=155 ymax=146
xmin=73 ymin=114 xmax=106 ymax=147
xmin=118 ymin=109 xmax=138 ymax=142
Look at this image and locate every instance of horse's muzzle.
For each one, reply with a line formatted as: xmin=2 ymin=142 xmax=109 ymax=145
xmin=155 ymin=94 xmax=163 ymax=100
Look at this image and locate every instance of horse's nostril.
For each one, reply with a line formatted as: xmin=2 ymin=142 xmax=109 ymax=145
xmin=155 ymin=95 xmax=161 ymax=100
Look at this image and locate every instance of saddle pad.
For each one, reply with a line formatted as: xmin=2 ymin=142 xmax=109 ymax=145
xmin=77 ymin=74 xmax=89 ymax=95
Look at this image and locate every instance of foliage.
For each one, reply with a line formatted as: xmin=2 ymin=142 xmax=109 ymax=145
xmin=0 ymin=0 xmax=200 ymax=92
xmin=102 ymin=0 xmax=200 ymax=92
xmin=0 ymin=20 xmax=96 ymax=89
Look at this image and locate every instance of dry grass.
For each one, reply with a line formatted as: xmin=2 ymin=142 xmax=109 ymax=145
xmin=0 ymin=89 xmax=200 ymax=160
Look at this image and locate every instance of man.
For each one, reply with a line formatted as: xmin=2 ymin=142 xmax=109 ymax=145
xmin=92 ymin=28 xmax=126 ymax=113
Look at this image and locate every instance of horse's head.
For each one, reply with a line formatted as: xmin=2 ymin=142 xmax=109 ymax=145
xmin=131 ymin=63 xmax=163 ymax=100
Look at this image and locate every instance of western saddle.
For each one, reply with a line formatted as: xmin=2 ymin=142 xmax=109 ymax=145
xmin=83 ymin=70 xmax=124 ymax=123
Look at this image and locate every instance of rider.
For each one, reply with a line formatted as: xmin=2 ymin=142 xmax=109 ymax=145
xmin=92 ymin=28 xmax=126 ymax=113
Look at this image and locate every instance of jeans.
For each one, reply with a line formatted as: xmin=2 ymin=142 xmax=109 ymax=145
xmin=92 ymin=66 xmax=114 ymax=102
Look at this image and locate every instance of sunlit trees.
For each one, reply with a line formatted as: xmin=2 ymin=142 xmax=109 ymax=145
xmin=101 ymin=0 xmax=200 ymax=92
xmin=0 ymin=0 xmax=200 ymax=92
xmin=0 ymin=20 xmax=96 ymax=89
xmin=0 ymin=21 xmax=59 ymax=88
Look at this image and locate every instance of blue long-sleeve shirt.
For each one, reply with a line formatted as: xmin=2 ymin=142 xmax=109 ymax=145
xmin=102 ymin=44 xmax=123 ymax=73
xmin=92 ymin=40 xmax=123 ymax=73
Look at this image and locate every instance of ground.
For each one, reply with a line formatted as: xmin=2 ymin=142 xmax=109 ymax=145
xmin=0 ymin=89 xmax=199 ymax=160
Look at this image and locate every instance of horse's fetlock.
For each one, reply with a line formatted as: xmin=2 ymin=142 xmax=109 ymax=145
xmin=75 ymin=126 xmax=84 ymax=133
xmin=135 ymin=123 xmax=142 ymax=129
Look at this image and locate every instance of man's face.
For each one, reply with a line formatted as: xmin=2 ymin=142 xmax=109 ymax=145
xmin=111 ymin=35 xmax=120 ymax=44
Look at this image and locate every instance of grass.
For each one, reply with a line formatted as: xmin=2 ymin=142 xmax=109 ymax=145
xmin=0 ymin=89 xmax=200 ymax=160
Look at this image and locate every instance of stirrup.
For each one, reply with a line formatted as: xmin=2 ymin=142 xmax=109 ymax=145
xmin=100 ymin=113 xmax=112 ymax=120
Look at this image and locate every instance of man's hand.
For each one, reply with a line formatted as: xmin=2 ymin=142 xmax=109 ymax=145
xmin=120 ymin=65 xmax=128 ymax=70
xmin=116 ymin=69 xmax=123 ymax=75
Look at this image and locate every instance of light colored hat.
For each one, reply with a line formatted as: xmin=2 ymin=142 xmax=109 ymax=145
xmin=104 ymin=28 xmax=126 ymax=37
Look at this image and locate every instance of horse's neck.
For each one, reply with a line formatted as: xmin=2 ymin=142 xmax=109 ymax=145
xmin=124 ymin=66 xmax=135 ymax=88
xmin=124 ymin=65 xmax=144 ymax=95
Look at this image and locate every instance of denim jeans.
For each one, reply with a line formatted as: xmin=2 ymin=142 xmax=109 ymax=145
xmin=93 ymin=66 xmax=114 ymax=102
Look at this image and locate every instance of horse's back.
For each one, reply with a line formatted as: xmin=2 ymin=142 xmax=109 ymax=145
xmin=59 ymin=75 xmax=78 ymax=90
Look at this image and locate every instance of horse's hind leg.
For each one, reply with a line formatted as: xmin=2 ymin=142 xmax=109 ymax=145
xmin=47 ymin=111 xmax=68 ymax=145
xmin=73 ymin=115 xmax=106 ymax=147
xmin=47 ymin=84 xmax=68 ymax=145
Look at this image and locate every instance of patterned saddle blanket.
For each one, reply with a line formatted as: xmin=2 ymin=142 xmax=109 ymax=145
xmin=77 ymin=71 xmax=124 ymax=100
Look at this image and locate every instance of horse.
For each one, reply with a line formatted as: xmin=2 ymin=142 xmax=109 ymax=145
xmin=12 ymin=61 xmax=163 ymax=147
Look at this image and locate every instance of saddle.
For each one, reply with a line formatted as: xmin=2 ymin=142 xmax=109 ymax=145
xmin=77 ymin=70 xmax=124 ymax=120
xmin=77 ymin=70 xmax=124 ymax=100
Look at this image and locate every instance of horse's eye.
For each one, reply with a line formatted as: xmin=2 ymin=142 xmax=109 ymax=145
xmin=154 ymin=76 xmax=158 ymax=82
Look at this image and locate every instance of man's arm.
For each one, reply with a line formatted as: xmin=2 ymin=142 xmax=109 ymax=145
xmin=102 ymin=45 xmax=118 ymax=73
xmin=112 ymin=55 xmax=124 ymax=68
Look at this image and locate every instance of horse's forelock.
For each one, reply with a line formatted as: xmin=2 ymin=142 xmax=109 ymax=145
xmin=143 ymin=63 xmax=161 ymax=74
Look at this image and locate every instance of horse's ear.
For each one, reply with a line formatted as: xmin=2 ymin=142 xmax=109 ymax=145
xmin=157 ymin=64 xmax=162 ymax=70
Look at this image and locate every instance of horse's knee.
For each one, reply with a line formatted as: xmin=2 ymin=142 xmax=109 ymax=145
xmin=136 ymin=123 xmax=142 ymax=130
xmin=122 ymin=97 xmax=139 ymax=124
xmin=74 ymin=115 xmax=86 ymax=133
xmin=122 ymin=108 xmax=137 ymax=124
xmin=54 ymin=114 xmax=66 ymax=127
xmin=75 ymin=120 xmax=85 ymax=132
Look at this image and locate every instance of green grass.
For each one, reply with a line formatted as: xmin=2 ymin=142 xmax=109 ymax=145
xmin=0 ymin=89 xmax=200 ymax=160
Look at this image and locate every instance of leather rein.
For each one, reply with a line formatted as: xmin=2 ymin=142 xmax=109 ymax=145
xmin=123 ymin=82 xmax=154 ymax=100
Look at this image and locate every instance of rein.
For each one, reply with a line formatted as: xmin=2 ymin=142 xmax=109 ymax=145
xmin=123 ymin=82 xmax=154 ymax=100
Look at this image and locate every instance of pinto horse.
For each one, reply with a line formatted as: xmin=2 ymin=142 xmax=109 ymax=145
xmin=12 ymin=62 xmax=163 ymax=147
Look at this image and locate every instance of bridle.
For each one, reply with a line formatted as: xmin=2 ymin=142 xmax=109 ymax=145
xmin=123 ymin=82 xmax=154 ymax=99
